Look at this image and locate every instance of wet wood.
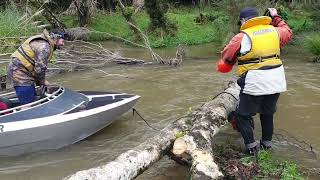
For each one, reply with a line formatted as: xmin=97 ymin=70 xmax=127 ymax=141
xmin=172 ymin=82 xmax=240 ymax=179
xmin=65 ymin=81 xmax=240 ymax=180
xmin=66 ymin=115 xmax=194 ymax=180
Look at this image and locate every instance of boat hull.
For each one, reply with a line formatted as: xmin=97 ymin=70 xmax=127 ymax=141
xmin=0 ymin=95 xmax=139 ymax=156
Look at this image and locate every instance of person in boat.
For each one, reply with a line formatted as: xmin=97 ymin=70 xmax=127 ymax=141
xmin=7 ymin=29 xmax=66 ymax=105
xmin=216 ymin=7 xmax=292 ymax=154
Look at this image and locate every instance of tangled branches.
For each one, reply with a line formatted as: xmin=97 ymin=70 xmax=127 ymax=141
xmin=51 ymin=40 xmax=146 ymax=74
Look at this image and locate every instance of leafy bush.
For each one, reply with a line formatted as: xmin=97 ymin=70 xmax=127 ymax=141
xmin=0 ymin=6 xmax=37 ymax=38
xmin=70 ymin=9 xmax=230 ymax=48
xmin=279 ymin=6 xmax=315 ymax=33
xmin=305 ymin=33 xmax=320 ymax=57
xmin=0 ymin=6 xmax=37 ymax=53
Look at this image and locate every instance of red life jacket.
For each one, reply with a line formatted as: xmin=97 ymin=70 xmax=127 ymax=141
xmin=0 ymin=101 xmax=8 ymax=111
xmin=0 ymin=98 xmax=11 ymax=115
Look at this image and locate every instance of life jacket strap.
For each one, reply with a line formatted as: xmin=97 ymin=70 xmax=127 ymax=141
xmin=238 ymin=54 xmax=279 ymax=65
xmin=17 ymin=47 xmax=35 ymax=66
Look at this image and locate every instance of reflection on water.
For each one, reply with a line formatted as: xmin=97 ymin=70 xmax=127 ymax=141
xmin=0 ymin=42 xmax=319 ymax=179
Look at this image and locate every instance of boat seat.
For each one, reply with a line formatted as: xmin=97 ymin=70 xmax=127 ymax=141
xmin=0 ymin=97 xmax=13 ymax=109
xmin=0 ymin=97 xmax=13 ymax=115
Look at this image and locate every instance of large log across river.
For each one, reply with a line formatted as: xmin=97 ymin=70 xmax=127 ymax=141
xmin=65 ymin=81 xmax=240 ymax=180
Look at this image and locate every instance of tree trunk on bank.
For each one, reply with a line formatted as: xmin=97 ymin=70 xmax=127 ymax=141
xmin=133 ymin=0 xmax=144 ymax=12
xmin=74 ymin=0 xmax=90 ymax=27
xmin=117 ymin=0 xmax=141 ymax=40
xmin=65 ymin=81 xmax=240 ymax=180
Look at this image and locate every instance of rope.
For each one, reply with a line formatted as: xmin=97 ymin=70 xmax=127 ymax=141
xmin=211 ymin=91 xmax=239 ymax=102
xmin=132 ymin=108 xmax=189 ymax=132
xmin=132 ymin=108 xmax=161 ymax=131
xmin=200 ymin=91 xmax=239 ymax=108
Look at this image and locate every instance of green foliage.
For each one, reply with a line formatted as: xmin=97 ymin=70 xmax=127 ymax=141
xmin=0 ymin=6 xmax=37 ymax=53
xmin=282 ymin=7 xmax=315 ymax=33
xmin=122 ymin=6 xmax=135 ymax=20
xmin=0 ymin=7 xmax=37 ymax=38
xmin=175 ymin=131 xmax=188 ymax=138
xmin=145 ymin=0 xmax=176 ymax=35
xmin=280 ymin=161 xmax=304 ymax=180
xmin=288 ymin=18 xmax=314 ymax=33
xmin=0 ymin=67 xmax=6 ymax=76
xmin=62 ymin=16 xmax=79 ymax=28
xmin=148 ymin=9 xmax=230 ymax=48
xmin=88 ymin=12 xmax=134 ymax=41
xmin=240 ymin=151 xmax=304 ymax=180
xmin=257 ymin=150 xmax=282 ymax=175
xmin=63 ymin=9 xmax=229 ymax=48
xmin=304 ymin=33 xmax=320 ymax=57
xmin=194 ymin=11 xmax=228 ymax=24
xmin=6 ymin=2 xmax=317 ymax=51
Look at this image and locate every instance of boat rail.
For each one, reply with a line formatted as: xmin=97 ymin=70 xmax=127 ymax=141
xmin=0 ymin=86 xmax=64 ymax=115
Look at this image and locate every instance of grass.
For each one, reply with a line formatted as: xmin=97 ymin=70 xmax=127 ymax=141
xmin=241 ymin=150 xmax=304 ymax=179
xmin=62 ymin=9 xmax=231 ymax=48
xmin=304 ymin=33 xmax=320 ymax=58
xmin=0 ymin=7 xmax=37 ymax=38
xmin=0 ymin=6 xmax=37 ymax=53
xmin=280 ymin=7 xmax=316 ymax=34
xmin=1 ymin=4 xmax=319 ymax=54
xmin=62 ymin=6 xmax=319 ymax=50
xmin=0 ymin=67 xmax=6 ymax=76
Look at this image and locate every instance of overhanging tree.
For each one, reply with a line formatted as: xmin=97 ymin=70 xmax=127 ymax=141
xmin=145 ymin=0 xmax=176 ymax=35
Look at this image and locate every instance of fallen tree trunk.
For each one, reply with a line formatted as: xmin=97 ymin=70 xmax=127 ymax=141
xmin=65 ymin=81 xmax=240 ymax=180
xmin=65 ymin=113 xmax=194 ymax=180
xmin=172 ymin=82 xmax=240 ymax=179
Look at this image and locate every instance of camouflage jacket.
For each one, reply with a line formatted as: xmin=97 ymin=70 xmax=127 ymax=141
xmin=7 ymin=39 xmax=52 ymax=86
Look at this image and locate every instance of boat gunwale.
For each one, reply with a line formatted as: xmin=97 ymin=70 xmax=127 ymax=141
xmin=0 ymin=95 xmax=140 ymax=132
xmin=0 ymin=86 xmax=64 ymax=116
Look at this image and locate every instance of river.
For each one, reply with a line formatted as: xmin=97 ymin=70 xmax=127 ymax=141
xmin=0 ymin=42 xmax=319 ymax=179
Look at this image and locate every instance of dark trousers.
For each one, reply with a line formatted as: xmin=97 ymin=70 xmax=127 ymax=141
xmin=236 ymin=92 xmax=280 ymax=147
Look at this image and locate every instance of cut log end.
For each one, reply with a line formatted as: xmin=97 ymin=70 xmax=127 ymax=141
xmin=172 ymin=137 xmax=187 ymax=155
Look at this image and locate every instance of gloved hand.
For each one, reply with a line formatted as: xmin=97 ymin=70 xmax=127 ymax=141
xmin=216 ymin=59 xmax=232 ymax=73
xmin=268 ymin=8 xmax=278 ymax=17
xmin=265 ymin=8 xmax=279 ymax=18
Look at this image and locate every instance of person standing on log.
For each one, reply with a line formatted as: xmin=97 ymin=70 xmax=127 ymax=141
xmin=216 ymin=7 xmax=292 ymax=154
xmin=7 ymin=30 xmax=66 ymax=105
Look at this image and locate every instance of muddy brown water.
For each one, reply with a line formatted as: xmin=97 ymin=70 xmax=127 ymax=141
xmin=0 ymin=42 xmax=319 ymax=179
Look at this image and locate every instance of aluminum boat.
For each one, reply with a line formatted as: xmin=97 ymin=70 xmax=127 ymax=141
xmin=0 ymin=86 xmax=140 ymax=156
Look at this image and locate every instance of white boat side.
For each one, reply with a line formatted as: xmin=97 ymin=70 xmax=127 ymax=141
xmin=0 ymin=94 xmax=140 ymax=156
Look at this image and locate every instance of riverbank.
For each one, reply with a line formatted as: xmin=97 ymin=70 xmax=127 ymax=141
xmin=213 ymin=144 xmax=304 ymax=179
xmin=1 ymin=6 xmax=319 ymax=62
xmin=0 ymin=5 xmax=320 ymax=54
xmin=61 ymin=6 xmax=319 ymax=48
xmin=62 ymin=8 xmax=231 ymax=48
